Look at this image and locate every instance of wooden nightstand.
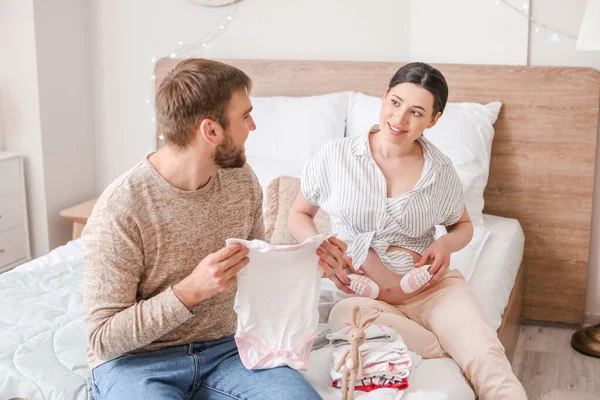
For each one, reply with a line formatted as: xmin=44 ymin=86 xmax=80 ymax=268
xmin=59 ymin=198 xmax=98 ymax=240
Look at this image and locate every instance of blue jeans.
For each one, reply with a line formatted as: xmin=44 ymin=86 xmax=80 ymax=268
xmin=90 ymin=335 xmax=322 ymax=400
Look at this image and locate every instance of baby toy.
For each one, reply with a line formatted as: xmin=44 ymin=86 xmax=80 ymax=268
xmin=335 ymin=305 xmax=381 ymax=400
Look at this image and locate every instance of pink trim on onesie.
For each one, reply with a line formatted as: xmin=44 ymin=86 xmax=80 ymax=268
xmin=235 ymin=331 xmax=318 ymax=370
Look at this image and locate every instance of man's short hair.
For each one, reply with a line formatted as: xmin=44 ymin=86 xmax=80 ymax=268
xmin=156 ymin=59 xmax=252 ymax=148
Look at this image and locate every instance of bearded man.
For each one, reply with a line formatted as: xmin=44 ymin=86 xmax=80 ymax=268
xmin=83 ymin=59 xmax=322 ymax=400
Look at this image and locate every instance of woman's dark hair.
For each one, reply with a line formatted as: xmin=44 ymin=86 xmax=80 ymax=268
xmin=388 ymin=62 xmax=448 ymax=115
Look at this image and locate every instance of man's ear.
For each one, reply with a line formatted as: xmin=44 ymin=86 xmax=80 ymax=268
xmin=198 ymin=118 xmax=224 ymax=146
xmin=427 ymin=111 xmax=442 ymax=129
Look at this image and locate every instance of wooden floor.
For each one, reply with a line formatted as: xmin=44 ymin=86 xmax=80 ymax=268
xmin=512 ymin=323 xmax=600 ymax=400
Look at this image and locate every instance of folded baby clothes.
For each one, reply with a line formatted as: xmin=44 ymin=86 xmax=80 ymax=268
xmin=355 ymin=339 xmax=408 ymax=355
xmin=332 ymin=377 xmax=409 ymax=391
xmin=330 ymin=339 xmax=413 ymax=382
xmin=227 ymin=235 xmax=324 ymax=371
xmin=326 ymin=323 xmax=398 ymax=347
xmin=328 ymin=324 xmax=419 ymax=394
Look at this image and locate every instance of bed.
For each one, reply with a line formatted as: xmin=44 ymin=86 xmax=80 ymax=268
xmin=0 ymin=213 xmax=521 ymax=400
xmin=1 ymin=59 xmax=598 ymax=399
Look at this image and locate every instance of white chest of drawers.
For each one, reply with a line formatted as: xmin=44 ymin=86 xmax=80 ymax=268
xmin=0 ymin=152 xmax=31 ymax=273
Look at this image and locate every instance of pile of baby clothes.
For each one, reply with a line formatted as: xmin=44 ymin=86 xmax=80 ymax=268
xmin=327 ymin=324 xmax=420 ymax=394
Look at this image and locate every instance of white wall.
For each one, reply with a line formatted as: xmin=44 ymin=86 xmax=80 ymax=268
xmin=530 ymin=0 xmax=600 ymax=68
xmin=33 ymin=0 xmax=96 ymax=250
xmin=409 ymin=0 xmax=529 ymax=64
xmin=86 ymin=0 xmax=600 ymax=321
xmin=0 ymin=0 xmax=96 ymax=256
xmin=0 ymin=0 xmax=49 ymax=257
xmin=529 ymin=0 xmax=600 ymax=324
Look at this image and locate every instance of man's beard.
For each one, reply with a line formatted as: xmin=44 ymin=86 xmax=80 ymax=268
xmin=212 ymin=131 xmax=246 ymax=169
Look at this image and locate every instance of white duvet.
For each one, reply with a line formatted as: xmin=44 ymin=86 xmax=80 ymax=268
xmin=0 ymin=246 xmax=89 ymax=400
xmin=0 ymin=215 xmax=523 ymax=400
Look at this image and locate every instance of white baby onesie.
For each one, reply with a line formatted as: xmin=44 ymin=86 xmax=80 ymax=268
xmin=226 ymin=235 xmax=325 ymax=370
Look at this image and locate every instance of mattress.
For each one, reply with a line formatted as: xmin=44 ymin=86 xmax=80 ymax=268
xmin=0 ymin=214 xmax=524 ymax=400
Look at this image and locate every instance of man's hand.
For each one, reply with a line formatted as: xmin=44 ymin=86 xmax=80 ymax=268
xmin=316 ymin=237 xmax=359 ymax=294
xmin=173 ymin=243 xmax=249 ymax=309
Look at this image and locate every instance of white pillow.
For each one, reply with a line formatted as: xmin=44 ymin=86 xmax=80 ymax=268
xmin=346 ymin=91 xmax=501 ymax=227
xmin=246 ymin=156 xmax=304 ymax=194
xmin=246 ymin=92 xmax=350 ymax=162
xmin=346 ymin=92 xmax=384 ymax=138
xmin=424 ymin=102 xmax=501 ymax=227
xmin=435 ymin=225 xmax=491 ymax=281
xmin=245 ymin=92 xmax=350 ymax=191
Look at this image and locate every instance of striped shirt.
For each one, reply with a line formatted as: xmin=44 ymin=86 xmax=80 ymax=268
xmin=301 ymin=132 xmax=464 ymax=275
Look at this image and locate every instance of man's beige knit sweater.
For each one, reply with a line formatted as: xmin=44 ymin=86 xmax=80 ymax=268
xmin=82 ymin=155 xmax=264 ymax=369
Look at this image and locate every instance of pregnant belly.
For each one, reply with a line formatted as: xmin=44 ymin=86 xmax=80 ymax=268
xmin=358 ymin=247 xmax=424 ymax=304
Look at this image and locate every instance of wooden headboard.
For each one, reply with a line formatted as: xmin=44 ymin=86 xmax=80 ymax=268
xmin=156 ymin=59 xmax=600 ymax=325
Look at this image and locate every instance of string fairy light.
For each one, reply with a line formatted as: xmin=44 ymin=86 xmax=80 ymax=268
xmin=147 ymin=0 xmax=241 ymax=142
xmin=494 ymin=0 xmax=578 ymax=41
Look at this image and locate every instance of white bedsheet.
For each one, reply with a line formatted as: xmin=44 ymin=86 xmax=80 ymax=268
xmin=0 ymin=214 xmax=524 ymax=400
xmin=469 ymin=214 xmax=525 ymax=331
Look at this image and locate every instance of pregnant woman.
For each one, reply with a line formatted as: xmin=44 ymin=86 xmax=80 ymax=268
xmin=288 ymin=62 xmax=527 ymax=399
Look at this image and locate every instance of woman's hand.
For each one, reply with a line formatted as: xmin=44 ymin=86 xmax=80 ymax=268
xmin=316 ymin=237 xmax=360 ymax=294
xmin=415 ymin=208 xmax=473 ymax=285
xmin=414 ymin=236 xmax=453 ymax=284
